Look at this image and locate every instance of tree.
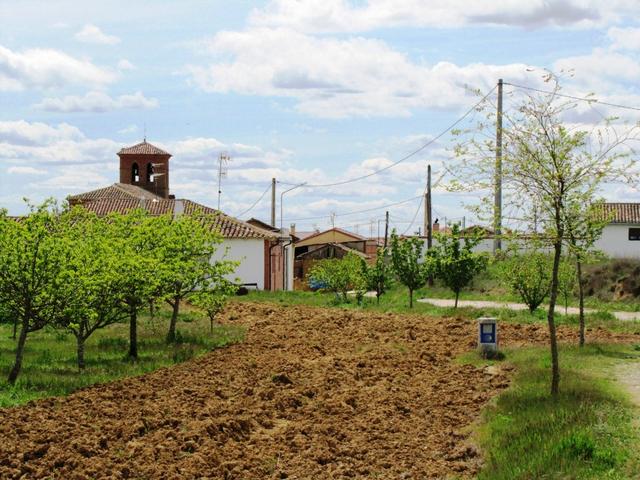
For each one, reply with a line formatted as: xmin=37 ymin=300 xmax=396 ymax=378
xmin=363 ymin=247 xmax=393 ymax=305
xmin=432 ymin=223 xmax=487 ymax=308
xmin=158 ymin=212 xmax=238 ymax=343
xmin=557 ymin=257 xmax=577 ymax=315
xmin=390 ymin=231 xmax=435 ymax=308
xmin=191 ymin=279 xmax=238 ymax=333
xmin=308 ymin=251 xmax=367 ymax=303
xmin=0 ymin=201 xmax=73 ymax=384
xmin=109 ymin=209 xmax=168 ymax=360
xmin=563 ymin=200 xmax=609 ymax=346
xmin=500 ymin=251 xmax=552 ymax=313
xmin=58 ymin=207 xmax=129 ymax=370
xmin=452 ymin=73 xmax=639 ymax=394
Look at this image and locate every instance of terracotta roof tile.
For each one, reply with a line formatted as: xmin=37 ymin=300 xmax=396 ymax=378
xmin=68 ymin=183 xmax=162 ymax=203
xmin=602 ymin=203 xmax=640 ymax=224
xmin=73 ymin=196 xmax=276 ymax=239
xmin=118 ymin=141 xmax=171 ymax=156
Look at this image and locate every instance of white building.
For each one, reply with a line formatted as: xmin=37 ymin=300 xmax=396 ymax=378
xmin=595 ymin=203 xmax=640 ymax=259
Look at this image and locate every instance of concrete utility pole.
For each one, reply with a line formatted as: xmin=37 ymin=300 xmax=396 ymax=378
xmin=271 ymin=177 xmax=276 ymax=227
xmin=494 ymin=78 xmax=503 ymax=253
xmin=384 ymin=211 xmax=389 ymax=248
xmin=217 ymin=152 xmax=230 ymax=210
xmin=426 ymin=164 xmax=432 ymax=249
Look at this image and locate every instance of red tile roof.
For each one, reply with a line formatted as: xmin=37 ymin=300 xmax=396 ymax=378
xmin=602 ymin=203 xmax=640 ymax=224
xmin=69 ymin=183 xmax=162 ymax=203
xmin=68 ymin=184 xmax=276 ymax=239
xmin=118 ymin=141 xmax=171 ymax=156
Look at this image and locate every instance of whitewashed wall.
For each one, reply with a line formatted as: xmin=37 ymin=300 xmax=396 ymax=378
xmin=595 ymin=225 xmax=640 ymax=259
xmin=211 ymin=238 xmax=265 ymax=290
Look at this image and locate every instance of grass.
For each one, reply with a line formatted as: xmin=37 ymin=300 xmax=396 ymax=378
xmin=460 ymin=344 xmax=640 ymax=479
xmin=0 ymin=306 xmax=244 ymax=407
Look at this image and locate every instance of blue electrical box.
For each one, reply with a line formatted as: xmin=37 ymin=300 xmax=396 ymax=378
xmin=478 ymin=317 xmax=498 ymax=353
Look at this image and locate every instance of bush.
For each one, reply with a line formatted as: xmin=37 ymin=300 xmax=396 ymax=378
xmin=499 ymin=252 xmax=552 ymax=312
xmin=308 ymin=252 xmax=367 ymax=303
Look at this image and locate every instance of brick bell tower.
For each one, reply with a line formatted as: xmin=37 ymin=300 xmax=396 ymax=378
xmin=118 ymin=140 xmax=171 ymax=199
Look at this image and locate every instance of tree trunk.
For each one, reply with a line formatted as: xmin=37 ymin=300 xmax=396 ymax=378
xmin=166 ymin=297 xmax=181 ymax=344
xmin=12 ymin=316 xmax=17 ymax=340
xmin=8 ymin=317 xmax=29 ymax=384
xmin=128 ymin=305 xmax=138 ymax=360
xmin=454 ymin=291 xmax=460 ymax=309
xmin=77 ymin=335 xmax=86 ymax=370
xmin=149 ymin=300 xmax=156 ymax=319
xmin=547 ymin=239 xmax=562 ymax=396
xmin=577 ymin=258 xmax=585 ymax=347
xmin=409 ymin=288 xmax=413 ymax=308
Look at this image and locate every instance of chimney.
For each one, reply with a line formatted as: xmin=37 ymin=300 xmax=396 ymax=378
xmin=173 ymin=199 xmax=184 ymax=218
xmin=433 ymin=219 xmax=440 ymax=232
xmin=290 ymin=223 xmax=296 ymax=237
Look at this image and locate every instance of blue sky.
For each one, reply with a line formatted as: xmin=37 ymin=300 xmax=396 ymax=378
xmin=1 ymin=0 xmax=639 ymax=234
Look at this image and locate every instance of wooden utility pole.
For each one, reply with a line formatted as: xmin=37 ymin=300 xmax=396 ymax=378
xmin=270 ymin=177 xmax=276 ymax=227
xmin=494 ymin=78 xmax=503 ymax=253
xmin=383 ymin=211 xmax=389 ymax=248
xmin=426 ymin=164 xmax=432 ymax=249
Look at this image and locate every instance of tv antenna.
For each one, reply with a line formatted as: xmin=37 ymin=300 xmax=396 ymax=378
xmin=217 ymin=152 xmax=231 ymax=210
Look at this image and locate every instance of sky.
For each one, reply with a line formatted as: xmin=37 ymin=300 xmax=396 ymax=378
xmin=1 ymin=0 xmax=640 ymax=235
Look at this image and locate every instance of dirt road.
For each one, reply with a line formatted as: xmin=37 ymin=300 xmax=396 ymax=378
xmin=1 ymin=303 xmax=637 ymax=479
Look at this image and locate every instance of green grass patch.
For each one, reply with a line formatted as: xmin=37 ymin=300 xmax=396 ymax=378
xmin=0 ymin=308 xmax=244 ymax=408
xmin=459 ymin=344 xmax=640 ymax=479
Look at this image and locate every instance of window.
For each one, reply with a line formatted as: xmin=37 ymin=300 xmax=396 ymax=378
xmin=629 ymin=228 xmax=640 ymax=241
xmin=146 ymin=163 xmax=154 ymax=183
xmin=131 ymin=163 xmax=139 ymax=183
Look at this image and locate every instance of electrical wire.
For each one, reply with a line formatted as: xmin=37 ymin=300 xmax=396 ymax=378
xmin=283 ymin=194 xmax=424 ymax=223
xmin=277 ymin=86 xmax=497 ymax=189
xmin=504 ymin=82 xmax=640 ymax=113
xmin=401 ymin=170 xmax=446 ymax=235
xmin=236 ymin=183 xmax=272 ymax=218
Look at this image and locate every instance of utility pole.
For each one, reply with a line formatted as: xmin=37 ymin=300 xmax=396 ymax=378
xmin=383 ymin=211 xmax=389 ymax=248
xmin=271 ymin=177 xmax=276 ymax=227
xmin=426 ymin=164 xmax=432 ymax=250
xmin=494 ymin=78 xmax=503 ymax=253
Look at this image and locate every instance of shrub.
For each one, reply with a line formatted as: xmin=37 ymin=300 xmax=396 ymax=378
xmin=499 ymin=252 xmax=552 ymax=312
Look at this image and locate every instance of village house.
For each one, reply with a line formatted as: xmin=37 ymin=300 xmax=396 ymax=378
xmin=68 ymin=140 xmax=294 ymax=291
xmin=595 ymin=203 xmax=640 ymax=259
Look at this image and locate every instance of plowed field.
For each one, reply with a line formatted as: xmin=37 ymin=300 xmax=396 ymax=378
xmin=1 ymin=303 xmax=637 ymax=479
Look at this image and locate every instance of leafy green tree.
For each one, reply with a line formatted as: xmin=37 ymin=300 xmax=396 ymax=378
xmin=109 ymin=209 xmax=169 ymax=360
xmin=390 ymin=230 xmax=435 ymax=308
xmin=191 ymin=279 xmax=238 ymax=333
xmin=432 ymin=223 xmax=487 ymax=308
xmin=158 ymin=212 xmax=238 ymax=343
xmin=58 ymin=207 xmax=129 ymax=369
xmin=557 ymin=257 xmax=577 ymax=315
xmin=308 ymin=251 xmax=367 ymax=303
xmin=363 ymin=247 xmax=393 ymax=305
xmin=0 ymin=201 xmax=74 ymax=384
xmin=564 ymin=200 xmax=609 ymax=346
xmin=501 ymin=251 xmax=552 ymax=312
xmin=452 ymin=73 xmax=638 ymax=394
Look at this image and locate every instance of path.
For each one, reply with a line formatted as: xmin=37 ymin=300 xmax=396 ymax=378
xmin=615 ymin=361 xmax=640 ymax=407
xmin=417 ymin=298 xmax=640 ymax=321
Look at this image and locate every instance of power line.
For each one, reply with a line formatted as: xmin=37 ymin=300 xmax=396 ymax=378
xmin=504 ymin=82 xmax=640 ymax=113
xmin=278 ymin=86 xmax=497 ymax=189
xmin=236 ymin=183 xmax=272 ymax=218
xmin=402 ymin=170 xmax=446 ymax=235
xmin=284 ymin=194 xmax=424 ymax=223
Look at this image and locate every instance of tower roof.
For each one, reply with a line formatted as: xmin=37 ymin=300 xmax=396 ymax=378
xmin=118 ymin=140 xmax=171 ymax=156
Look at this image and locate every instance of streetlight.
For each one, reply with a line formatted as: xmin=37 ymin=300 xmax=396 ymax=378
xmin=280 ymin=182 xmax=307 ymax=233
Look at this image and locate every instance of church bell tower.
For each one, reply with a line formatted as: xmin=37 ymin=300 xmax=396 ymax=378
xmin=118 ymin=140 xmax=171 ymax=199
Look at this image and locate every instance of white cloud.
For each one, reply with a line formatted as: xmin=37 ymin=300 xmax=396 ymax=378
xmin=74 ymin=24 xmax=120 ymax=45
xmin=0 ymin=44 xmax=116 ymax=91
xmin=249 ymin=0 xmax=637 ymax=32
xmin=608 ymin=27 xmax=640 ymax=51
xmin=34 ymin=91 xmax=159 ymax=113
xmin=187 ymin=28 xmax=534 ymax=118
xmin=117 ymin=59 xmax=135 ymax=70
xmin=118 ymin=124 xmax=138 ymax=134
xmin=7 ymin=166 xmax=46 ymax=175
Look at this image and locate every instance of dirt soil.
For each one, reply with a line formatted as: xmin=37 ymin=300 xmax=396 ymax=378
xmin=1 ymin=303 xmax=638 ymax=480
